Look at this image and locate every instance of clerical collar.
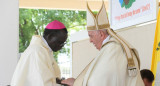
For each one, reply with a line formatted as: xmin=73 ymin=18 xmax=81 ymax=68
xmin=42 ymin=37 xmax=52 ymax=52
xmin=102 ymin=35 xmax=110 ymax=45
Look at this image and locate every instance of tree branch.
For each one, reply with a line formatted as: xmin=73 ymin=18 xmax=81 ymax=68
xmin=68 ymin=24 xmax=86 ymax=29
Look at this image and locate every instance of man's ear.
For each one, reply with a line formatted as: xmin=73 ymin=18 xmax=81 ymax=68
xmin=99 ymin=30 xmax=105 ymax=38
xmin=143 ymin=78 xmax=148 ymax=84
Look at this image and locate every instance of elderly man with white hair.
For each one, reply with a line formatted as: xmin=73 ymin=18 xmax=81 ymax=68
xmin=62 ymin=1 xmax=144 ymax=86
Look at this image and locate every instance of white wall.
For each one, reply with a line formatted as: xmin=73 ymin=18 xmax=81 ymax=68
xmin=0 ymin=0 xmax=18 ymax=85
xmin=117 ymin=22 xmax=156 ymax=69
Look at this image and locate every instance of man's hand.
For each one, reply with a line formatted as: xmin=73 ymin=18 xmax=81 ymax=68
xmin=61 ymin=78 xmax=75 ymax=86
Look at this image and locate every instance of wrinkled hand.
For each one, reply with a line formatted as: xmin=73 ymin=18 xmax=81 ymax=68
xmin=61 ymin=78 xmax=75 ymax=86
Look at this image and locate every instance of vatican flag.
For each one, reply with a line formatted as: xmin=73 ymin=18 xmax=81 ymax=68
xmin=151 ymin=8 xmax=160 ymax=86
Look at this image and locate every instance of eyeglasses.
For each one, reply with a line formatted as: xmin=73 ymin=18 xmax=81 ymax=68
xmin=59 ymin=41 xmax=67 ymax=47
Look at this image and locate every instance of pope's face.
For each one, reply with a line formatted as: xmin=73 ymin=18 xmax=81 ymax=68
xmin=88 ymin=31 xmax=103 ymax=50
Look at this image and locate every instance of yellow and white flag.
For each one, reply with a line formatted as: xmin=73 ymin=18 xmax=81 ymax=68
xmin=151 ymin=8 xmax=160 ymax=86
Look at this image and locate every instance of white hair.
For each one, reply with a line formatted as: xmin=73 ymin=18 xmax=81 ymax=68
xmin=94 ymin=29 xmax=108 ymax=36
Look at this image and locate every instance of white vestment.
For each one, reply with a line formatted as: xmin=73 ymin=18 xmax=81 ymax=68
xmin=11 ymin=35 xmax=61 ymax=86
xmin=74 ymin=37 xmax=144 ymax=86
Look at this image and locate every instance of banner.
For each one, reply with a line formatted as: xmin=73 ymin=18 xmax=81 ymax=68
xmin=110 ymin=0 xmax=157 ymax=30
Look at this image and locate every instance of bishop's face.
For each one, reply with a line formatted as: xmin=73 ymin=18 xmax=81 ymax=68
xmin=48 ymin=33 xmax=68 ymax=52
xmin=88 ymin=31 xmax=103 ymax=50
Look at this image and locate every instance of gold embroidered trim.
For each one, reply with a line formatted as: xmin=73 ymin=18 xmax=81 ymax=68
xmin=128 ymin=58 xmax=135 ymax=67
xmin=87 ymin=24 xmax=110 ymax=30
xmin=106 ymin=29 xmax=135 ymax=67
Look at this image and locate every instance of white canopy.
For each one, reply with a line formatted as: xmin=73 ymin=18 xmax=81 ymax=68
xmin=19 ymin=0 xmax=109 ymax=11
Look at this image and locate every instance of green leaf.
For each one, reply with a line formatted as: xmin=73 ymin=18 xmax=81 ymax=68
xmin=19 ymin=9 xmax=86 ymax=61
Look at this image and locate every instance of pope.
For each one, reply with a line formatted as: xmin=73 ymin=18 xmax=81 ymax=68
xmin=61 ymin=2 xmax=144 ymax=86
